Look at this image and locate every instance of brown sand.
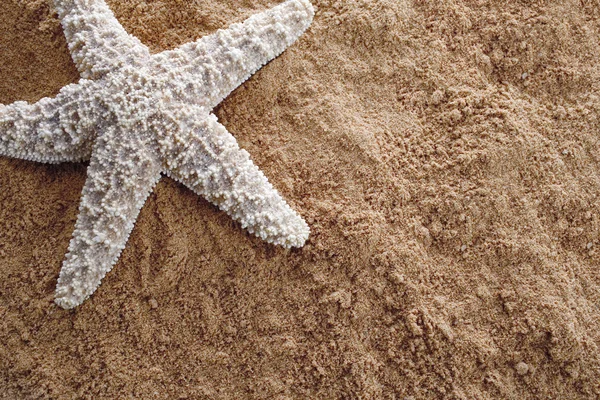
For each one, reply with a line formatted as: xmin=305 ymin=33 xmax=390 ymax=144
xmin=1 ymin=0 xmax=599 ymax=398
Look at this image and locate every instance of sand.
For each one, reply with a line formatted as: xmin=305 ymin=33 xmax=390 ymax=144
xmin=0 ymin=0 xmax=599 ymax=398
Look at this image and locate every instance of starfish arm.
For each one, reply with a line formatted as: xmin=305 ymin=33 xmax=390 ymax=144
xmin=53 ymin=0 xmax=150 ymax=79
xmin=54 ymin=126 xmax=162 ymax=309
xmin=0 ymin=80 xmax=98 ymax=163
xmin=151 ymin=0 xmax=314 ymax=108
xmin=160 ymin=109 xmax=309 ymax=248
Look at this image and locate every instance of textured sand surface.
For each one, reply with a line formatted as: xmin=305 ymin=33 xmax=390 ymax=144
xmin=1 ymin=0 xmax=599 ymax=398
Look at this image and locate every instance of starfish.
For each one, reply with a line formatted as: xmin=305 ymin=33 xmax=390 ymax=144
xmin=0 ymin=0 xmax=313 ymax=309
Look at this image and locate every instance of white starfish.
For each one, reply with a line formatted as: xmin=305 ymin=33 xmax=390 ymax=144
xmin=0 ymin=0 xmax=313 ymax=309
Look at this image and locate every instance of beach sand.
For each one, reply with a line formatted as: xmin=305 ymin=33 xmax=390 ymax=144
xmin=1 ymin=0 xmax=599 ymax=398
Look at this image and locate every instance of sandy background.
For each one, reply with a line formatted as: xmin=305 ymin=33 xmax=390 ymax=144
xmin=1 ymin=0 xmax=599 ymax=398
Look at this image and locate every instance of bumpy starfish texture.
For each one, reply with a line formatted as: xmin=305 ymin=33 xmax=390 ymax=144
xmin=0 ymin=0 xmax=313 ymax=309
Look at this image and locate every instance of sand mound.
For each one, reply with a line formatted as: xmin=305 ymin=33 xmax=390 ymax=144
xmin=1 ymin=0 xmax=599 ymax=398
